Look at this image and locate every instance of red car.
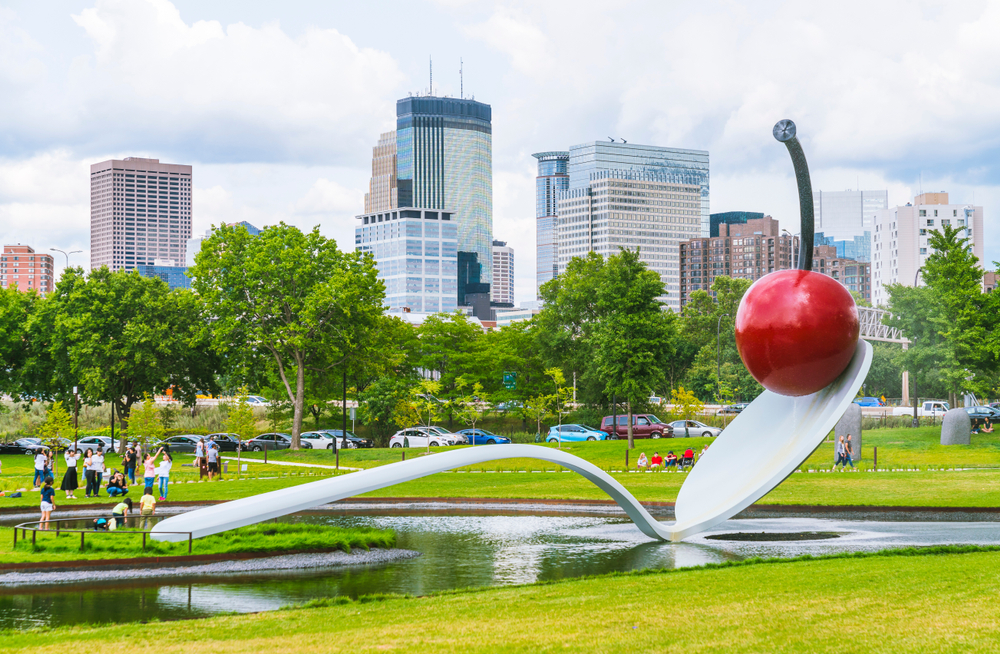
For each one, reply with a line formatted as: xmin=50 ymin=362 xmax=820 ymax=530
xmin=599 ymin=414 xmax=674 ymax=439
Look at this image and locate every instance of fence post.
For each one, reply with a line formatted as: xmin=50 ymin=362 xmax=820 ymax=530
xmin=402 ymin=450 xmax=406 ymax=462
xmin=264 ymin=443 xmax=268 ymax=464
xmin=32 ymin=530 xmax=36 ymax=546
xmin=625 ymin=450 xmax=629 ymax=470
xmin=188 ymin=533 xmax=192 ymax=554
xmin=143 ymin=532 xmax=147 ymax=551
xmin=873 ymin=446 xmax=878 ymax=471
xmin=13 ymin=528 xmax=16 ymax=547
xmin=80 ymin=531 xmax=85 ymax=551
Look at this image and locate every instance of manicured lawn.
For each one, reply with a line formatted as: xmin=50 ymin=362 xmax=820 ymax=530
xmin=0 ymin=522 xmax=395 ymax=564
xmin=4 ymin=548 xmax=1000 ymax=652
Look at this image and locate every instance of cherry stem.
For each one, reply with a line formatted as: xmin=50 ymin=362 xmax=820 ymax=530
xmin=773 ymin=120 xmax=814 ymax=272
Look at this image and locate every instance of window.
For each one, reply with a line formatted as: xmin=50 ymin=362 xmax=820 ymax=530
xmin=919 ymin=210 xmax=926 ymax=216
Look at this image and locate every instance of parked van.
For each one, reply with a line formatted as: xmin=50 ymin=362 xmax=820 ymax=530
xmin=599 ymin=414 xmax=674 ymax=439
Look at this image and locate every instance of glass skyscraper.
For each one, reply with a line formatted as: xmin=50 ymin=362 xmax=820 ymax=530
xmin=356 ymin=96 xmax=493 ymax=315
xmin=396 ymin=97 xmax=493 ymax=271
xmin=532 ymin=151 xmax=569 ymax=296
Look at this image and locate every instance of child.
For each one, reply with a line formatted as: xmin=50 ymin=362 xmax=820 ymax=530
xmin=139 ymin=487 xmax=157 ymax=530
xmin=111 ymin=497 xmax=132 ymax=529
xmin=157 ymin=452 xmax=172 ymax=500
xmin=40 ymin=477 xmax=56 ymax=530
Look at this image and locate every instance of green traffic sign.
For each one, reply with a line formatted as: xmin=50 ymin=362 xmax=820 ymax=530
xmin=503 ymin=371 xmax=517 ymax=390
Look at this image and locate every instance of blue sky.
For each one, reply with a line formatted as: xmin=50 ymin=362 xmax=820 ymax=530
xmin=2 ymin=0 xmax=999 ymax=302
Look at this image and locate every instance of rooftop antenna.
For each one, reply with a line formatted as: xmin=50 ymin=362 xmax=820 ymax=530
xmin=429 ymin=56 xmax=433 ymax=96
xmin=460 ymin=57 xmax=463 ymax=99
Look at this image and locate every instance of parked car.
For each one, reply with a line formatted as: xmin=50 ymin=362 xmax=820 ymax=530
xmin=417 ymin=426 xmax=468 ymax=445
xmin=244 ymin=395 xmax=270 ymax=407
xmin=0 ymin=438 xmax=48 ymax=455
xmin=965 ymin=406 xmax=1000 ymax=429
xmin=244 ymin=432 xmax=306 ymax=452
xmin=668 ymin=420 xmax=722 ymax=438
xmin=547 ymin=424 xmax=609 ymax=443
xmin=299 ymin=431 xmax=336 ymax=449
xmin=456 ymin=428 xmax=511 ymax=445
xmin=718 ymin=403 xmax=749 ymax=415
xmin=389 ymin=428 xmax=459 ymax=448
xmin=893 ymin=400 xmax=950 ymax=417
xmin=854 ymin=397 xmax=883 ymax=407
xmin=0 ymin=441 xmax=28 ymax=455
xmin=320 ymin=430 xmax=374 ymax=449
xmin=599 ymin=414 xmax=673 ymax=439
xmin=74 ymin=436 xmax=124 ymax=452
xmin=495 ymin=400 xmax=523 ymax=413
xmin=155 ymin=435 xmax=205 ymax=454
xmin=205 ymin=433 xmax=243 ymax=452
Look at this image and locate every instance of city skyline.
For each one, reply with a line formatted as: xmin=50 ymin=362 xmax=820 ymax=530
xmin=1 ymin=1 xmax=999 ymax=303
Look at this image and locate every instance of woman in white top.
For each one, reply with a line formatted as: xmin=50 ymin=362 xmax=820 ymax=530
xmin=156 ymin=453 xmax=173 ymax=500
xmin=60 ymin=449 xmax=83 ymax=499
xmin=89 ymin=450 xmax=106 ymax=497
xmin=33 ymin=452 xmax=48 ymax=488
xmin=636 ymin=452 xmax=649 ymax=471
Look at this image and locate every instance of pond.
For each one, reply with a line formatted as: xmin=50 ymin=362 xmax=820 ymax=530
xmin=3 ymin=513 xmax=1000 ymax=631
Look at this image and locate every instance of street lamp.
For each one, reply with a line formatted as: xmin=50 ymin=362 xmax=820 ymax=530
xmin=50 ymin=248 xmax=82 ymax=268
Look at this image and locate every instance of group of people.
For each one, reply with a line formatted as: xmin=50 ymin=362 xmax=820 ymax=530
xmin=835 ymin=434 xmax=856 ymax=470
xmin=194 ymin=438 xmax=223 ymax=481
xmin=92 ymin=487 xmax=158 ymax=531
xmin=57 ymin=443 xmax=174 ymax=500
xmin=973 ymin=418 xmax=994 ymax=434
xmin=636 ymin=444 xmax=709 ymax=471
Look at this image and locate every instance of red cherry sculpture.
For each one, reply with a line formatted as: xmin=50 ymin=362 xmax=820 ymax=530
xmin=735 ymin=269 xmax=859 ymax=397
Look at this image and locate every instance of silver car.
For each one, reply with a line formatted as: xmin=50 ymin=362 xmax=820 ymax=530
xmin=668 ymin=420 xmax=722 ymax=438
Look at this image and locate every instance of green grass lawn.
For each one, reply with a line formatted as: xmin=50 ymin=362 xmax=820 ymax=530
xmin=4 ymin=547 xmax=1000 ymax=652
xmin=0 ymin=522 xmax=394 ymax=564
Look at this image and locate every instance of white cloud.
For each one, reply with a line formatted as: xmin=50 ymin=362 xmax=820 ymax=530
xmin=292 ymin=178 xmax=363 ymax=215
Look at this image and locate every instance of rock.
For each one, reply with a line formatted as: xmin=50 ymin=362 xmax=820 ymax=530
xmin=941 ymin=408 xmax=971 ymax=445
xmin=834 ymin=403 xmax=863 ymax=462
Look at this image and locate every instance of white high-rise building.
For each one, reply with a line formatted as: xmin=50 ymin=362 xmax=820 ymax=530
xmin=90 ymin=158 xmax=192 ymax=272
xmin=871 ymin=192 xmax=984 ymax=306
xmin=491 ymin=240 xmax=514 ymax=305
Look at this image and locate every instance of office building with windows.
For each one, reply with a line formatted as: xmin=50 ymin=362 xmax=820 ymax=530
xmin=90 ymin=157 xmax=192 ymax=272
xmin=814 ymin=189 xmax=888 ymax=241
xmin=0 ymin=245 xmax=55 ymax=295
xmin=871 ymin=192 xmax=984 ymax=306
xmin=533 ymin=151 xmax=569 ymax=295
xmin=678 ymin=215 xmax=871 ymax=306
xmin=356 ymin=208 xmax=458 ymax=314
xmin=136 ymin=260 xmax=192 ymax=290
xmin=710 ymin=211 xmax=765 ymax=237
xmin=491 ymin=239 xmax=514 ymax=305
xmin=356 ymin=96 xmax=493 ymax=315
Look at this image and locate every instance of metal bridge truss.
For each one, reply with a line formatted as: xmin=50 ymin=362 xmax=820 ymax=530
xmin=858 ymin=306 xmax=908 ymax=344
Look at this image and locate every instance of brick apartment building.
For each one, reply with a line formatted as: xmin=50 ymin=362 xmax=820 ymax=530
xmin=679 ymin=215 xmax=871 ymax=307
xmin=0 ymin=245 xmax=56 ymax=295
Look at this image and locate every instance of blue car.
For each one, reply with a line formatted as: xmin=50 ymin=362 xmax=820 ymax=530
xmin=854 ymin=397 xmax=883 ymax=407
xmin=547 ymin=424 xmax=609 ymax=443
xmin=456 ymin=429 xmax=511 ymax=445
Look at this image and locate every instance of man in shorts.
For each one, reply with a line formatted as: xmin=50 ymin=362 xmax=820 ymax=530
xmin=206 ymin=443 xmax=220 ymax=481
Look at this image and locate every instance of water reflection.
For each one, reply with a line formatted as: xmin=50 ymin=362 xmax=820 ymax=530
xmin=3 ymin=514 xmax=1000 ymax=631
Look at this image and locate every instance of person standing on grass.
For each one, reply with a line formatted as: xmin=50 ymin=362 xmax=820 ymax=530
xmin=90 ymin=448 xmax=105 ymax=496
xmin=33 ymin=450 xmax=47 ymax=487
xmin=83 ymin=448 xmax=95 ymax=497
xmin=139 ymin=487 xmax=157 ymax=530
xmin=123 ymin=445 xmax=138 ymax=486
xmin=61 ymin=448 xmax=82 ymax=499
xmin=834 ymin=436 xmax=846 ymax=470
xmin=143 ymin=448 xmax=164 ymax=491
xmin=206 ymin=442 xmax=220 ymax=481
xmin=40 ymin=477 xmax=55 ymax=530
xmin=194 ymin=438 xmax=205 ymax=471
xmin=156 ymin=452 xmax=172 ymax=500
xmin=844 ymin=434 xmax=856 ymax=469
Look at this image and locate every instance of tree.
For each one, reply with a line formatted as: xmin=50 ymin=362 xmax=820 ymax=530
xmin=670 ymin=386 xmax=704 ymax=438
xmin=23 ymin=268 xmax=219 ymax=451
xmin=0 ymin=285 xmax=39 ymax=400
xmin=128 ymin=394 xmax=165 ymax=449
xmin=454 ymin=380 xmax=489 ymax=444
xmin=545 ymin=368 xmax=574 ymax=449
xmin=36 ymin=400 xmax=73 ymax=481
xmin=191 ymin=223 xmax=385 ymax=448
xmin=394 ymin=379 xmax=443 ymax=453
xmin=415 ymin=312 xmax=485 ymax=427
xmin=224 ymin=386 xmax=260 ymax=442
xmin=359 ymin=376 xmax=416 ymax=446
xmin=524 ymin=393 xmax=552 ymax=441
xmin=592 ymin=249 xmax=677 ymax=449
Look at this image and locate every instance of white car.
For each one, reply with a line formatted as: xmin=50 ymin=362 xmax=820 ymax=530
xmin=668 ymin=420 xmax=723 ymax=438
xmin=389 ymin=428 xmax=459 ymax=448
xmin=299 ymin=431 xmax=338 ymax=449
xmin=244 ymin=395 xmax=271 ymax=407
xmin=417 ymin=426 xmax=468 ymax=445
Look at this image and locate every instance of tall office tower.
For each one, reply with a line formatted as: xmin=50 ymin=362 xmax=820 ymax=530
xmin=678 ymin=216 xmax=798 ymax=306
xmin=365 ymin=132 xmax=398 ymax=213
xmin=871 ymin=192 xmax=984 ymax=306
xmin=555 ymin=141 xmax=709 ymax=312
xmin=533 ymin=151 xmax=569 ymax=295
xmin=90 ymin=158 xmax=193 ymax=272
xmin=356 ymin=96 xmax=493 ymax=315
xmin=0 ymin=245 xmax=55 ymax=295
xmin=491 ymin=239 xmax=514 ymax=305
xmin=710 ymin=211 xmax=765 ymax=237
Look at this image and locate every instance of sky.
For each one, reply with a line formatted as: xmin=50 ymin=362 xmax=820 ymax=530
xmin=2 ymin=0 xmax=1000 ymax=303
